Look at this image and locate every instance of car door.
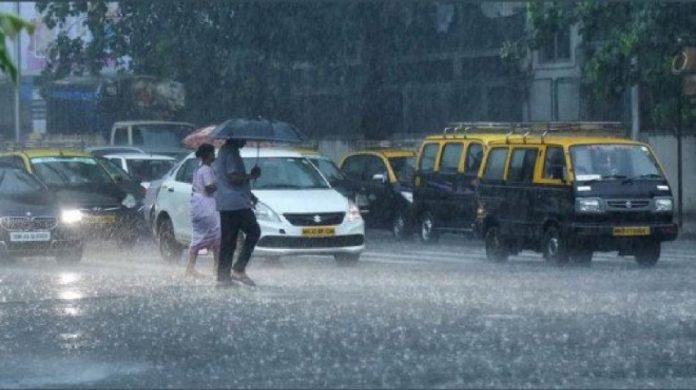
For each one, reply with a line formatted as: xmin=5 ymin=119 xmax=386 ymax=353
xmin=361 ymin=155 xmax=394 ymax=226
xmin=160 ymin=157 xmax=197 ymax=243
xmin=455 ymin=141 xmax=484 ymax=230
xmin=433 ymin=142 xmax=463 ymax=227
xmin=413 ymin=142 xmax=441 ymax=221
xmin=505 ymin=147 xmax=539 ymax=239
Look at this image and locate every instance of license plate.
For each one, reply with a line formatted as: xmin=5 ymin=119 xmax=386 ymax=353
xmin=10 ymin=231 xmax=51 ymax=242
xmin=613 ymin=226 xmax=650 ymax=236
xmin=302 ymin=227 xmax=336 ymax=237
xmin=88 ymin=215 xmax=117 ymax=224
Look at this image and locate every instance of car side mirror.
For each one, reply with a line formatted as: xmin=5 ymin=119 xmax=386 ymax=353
xmin=372 ymin=173 xmax=387 ymax=183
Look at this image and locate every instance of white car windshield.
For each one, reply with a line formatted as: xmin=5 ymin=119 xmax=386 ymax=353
xmin=570 ymin=144 xmax=664 ymax=181
xmin=31 ymin=156 xmax=114 ymax=188
xmin=126 ymin=159 xmax=177 ymax=182
xmin=246 ymin=157 xmax=330 ymax=190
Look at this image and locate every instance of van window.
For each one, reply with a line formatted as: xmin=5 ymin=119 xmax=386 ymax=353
xmin=464 ymin=143 xmax=484 ymax=174
xmin=341 ymin=156 xmax=365 ymax=180
xmin=439 ymin=143 xmax=463 ymax=173
xmin=132 ymin=128 xmax=145 ymax=145
xmin=543 ymin=146 xmax=566 ymax=180
xmin=483 ymin=148 xmax=509 ymax=181
xmin=113 ymin=127 xmax=128 ymax=145
xmin=508 ymin=148 xmax=538 ymax=183
xmin=364 ymin=156 xmax=387 ymax=180
xmin=419 ymin=143 xmax=439 ymax=173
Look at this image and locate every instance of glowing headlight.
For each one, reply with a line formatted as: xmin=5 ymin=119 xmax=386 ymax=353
xmin=400 ymin=191 xmax=413 ymax=203
xmin=347 ymin=201 xmax=362 ymax=222
xmin=254 ymin=202 xmax=281 ymax=223
xmin=654 ymin=198 xmax=673 ymax=212
xmin=122 ymin=194 xmax=137 ymax=209
xmin=61 ymin=209 xmax=83 ymax=224
xmin=575 ymin=198 xmax=603 ymax=213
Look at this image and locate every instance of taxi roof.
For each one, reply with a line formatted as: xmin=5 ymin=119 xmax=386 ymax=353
xmin=348 ymin=148 xmax=416 ymax=158
xmin=487 ymin=135 xmax=643 ymax=147
xmin=423 ymin=133 xmax=510 ymax=144
xmin=1 ymin=148 xmax=93 ymax=158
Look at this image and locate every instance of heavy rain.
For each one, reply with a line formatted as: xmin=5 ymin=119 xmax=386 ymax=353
xmin=1 ymin=1 xmax=696 ymax=388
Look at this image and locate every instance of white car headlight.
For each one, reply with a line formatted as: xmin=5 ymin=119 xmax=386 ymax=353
xmin=347 ymin=201 xmax=362 ymax=222
xmin=654 ymin=198 xmax=673 ymax=212
xmin=254 ymin=202 xmax=281 ymax=223
xmin=400 ymin=191 xmax=413 ymax=203
xmin=575 ymin=198 xmax=603 ymax=213
xmin=61 ymin=209 xmax=83 ymax=224
xmin=122 ymin=194 xmax=137 ymax=209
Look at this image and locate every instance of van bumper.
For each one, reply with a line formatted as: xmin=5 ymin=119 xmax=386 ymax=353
xmin=567 ymin=222 xmax=679 ymax=244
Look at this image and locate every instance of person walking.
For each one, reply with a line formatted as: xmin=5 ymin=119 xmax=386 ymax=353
xmin=214 ymin=138 xmax=261 ymax=286
xmin=186 ymin=143 xmax=220 ymax=277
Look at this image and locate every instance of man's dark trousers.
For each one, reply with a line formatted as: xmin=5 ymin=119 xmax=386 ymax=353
xmin=218 ymin=208 xmax=260 ymax=280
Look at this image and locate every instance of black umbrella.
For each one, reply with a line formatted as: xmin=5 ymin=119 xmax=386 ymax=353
xmin=210 ymin=118 xmax=304 ymax=144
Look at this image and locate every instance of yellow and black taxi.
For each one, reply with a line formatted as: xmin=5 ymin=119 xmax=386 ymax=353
xmin=476 ymin=130 xmax=678 ymax=267
xmin=0 ymin=149 xmax=146 ymax=248
xmin=340 ymin=148 xmax=416 ymax=239
xmin=412 ymin=128 xmax=507 ymax=243
xmin=295 ymin=148 xmax=371 ymax=215
xmin=0 ymin=163 xmax=83 ymax=262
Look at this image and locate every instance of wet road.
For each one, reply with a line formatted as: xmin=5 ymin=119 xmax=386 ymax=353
xmin=1 ymin=232 xmax=696 ymax=388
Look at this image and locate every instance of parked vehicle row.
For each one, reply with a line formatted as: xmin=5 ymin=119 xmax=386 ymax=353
xmin=0 ymin=122 xmax=679 ymax=267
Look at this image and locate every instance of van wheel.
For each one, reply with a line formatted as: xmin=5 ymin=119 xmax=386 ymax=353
xmin=485 ymin=227 xmax=508 ymax=262
xmin=635 ymin=241 xmax=660 ymax=267
xmin=392 ymin=212 xmax=411 ymax=240
xmin=158 ymin=217 xmax=183 ymax=262
xmin=419 ymin=212 xmax=439 ymax=244
xmin=542 ymin=226 xmax=568 ymax=265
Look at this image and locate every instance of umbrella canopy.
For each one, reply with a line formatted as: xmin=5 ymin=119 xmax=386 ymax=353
xmin=209 ymin=118 xmax=304 ymax=144
xmin=182 ymin=125 xmax=220 ymax=149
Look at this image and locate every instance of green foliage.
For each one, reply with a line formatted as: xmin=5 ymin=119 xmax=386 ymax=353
xmin=0 ymin=12 xmax=35 ymax=83
xmin=527 ymin=1 xmax=696 ymax=129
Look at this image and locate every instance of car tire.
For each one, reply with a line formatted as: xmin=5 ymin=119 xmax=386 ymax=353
xmin=56 ymin=245 xmax=83 ymax=264
xmin=542 ymin=226 xmax=568 ymax=265
xmin=334 ymin=253 xmax=360 ymax=265
xmin=419 ymin=212 xmax=439 ymax=244
xmin=392 ymin=212 xmax=411 ymax=240
xmin=158 ymin=217 xmax=183 ymax=262
xmin=635 ymin=241 xmax=660 ymax=267
xmin=484 ymin=226 xmax=508 ymax=262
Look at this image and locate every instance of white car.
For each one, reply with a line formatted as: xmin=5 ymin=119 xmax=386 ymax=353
xmin=153 ymin=148 xmax=365 ymax=263
xmin=104 ymin=153 xmax=177 ymax=189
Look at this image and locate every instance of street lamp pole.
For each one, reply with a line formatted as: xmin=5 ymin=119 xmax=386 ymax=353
xmin=13 ymin=0 xmax=21 ymax=145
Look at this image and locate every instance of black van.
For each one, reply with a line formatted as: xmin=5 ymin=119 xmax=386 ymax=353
xmin=476 ymin=133 xmax=678 ymax=266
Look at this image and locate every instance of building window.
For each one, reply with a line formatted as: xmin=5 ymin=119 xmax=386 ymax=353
xmin=539 ymin=27 xmax=571 ymax=63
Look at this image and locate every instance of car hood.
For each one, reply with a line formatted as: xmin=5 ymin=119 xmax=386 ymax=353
xmin=0 ymin=193 xmax=59 ymax=217
xmin=53 ymin=187 xmax=125 ymax=209
xmin=254 ymin=189 xmax=349 ymax=214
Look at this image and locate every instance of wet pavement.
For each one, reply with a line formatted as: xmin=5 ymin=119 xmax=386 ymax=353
xmin=1 ymin=232 xmax=696 ymax=388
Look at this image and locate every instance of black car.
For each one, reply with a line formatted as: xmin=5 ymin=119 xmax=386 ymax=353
xmin=339 ymin=149 xmax=417 ymax=239
xmin=0 ymin=151 xmax=146 ymax=248
xmin=0 ymin=166 xmax=83 ymax=262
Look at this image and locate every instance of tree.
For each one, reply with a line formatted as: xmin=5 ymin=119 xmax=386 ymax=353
xmin=525 ymin=1 xmax=696 ymax=129
xmin=0 ymin=12 xmax=34 ymax=83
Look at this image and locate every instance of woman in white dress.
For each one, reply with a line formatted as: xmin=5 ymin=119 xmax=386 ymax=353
xmin=186 ymin=143 xmax=221 ymax=277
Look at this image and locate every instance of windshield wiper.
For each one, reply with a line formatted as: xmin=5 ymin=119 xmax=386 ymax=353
xmin=622 ymin=173 xmax=663 ymax=184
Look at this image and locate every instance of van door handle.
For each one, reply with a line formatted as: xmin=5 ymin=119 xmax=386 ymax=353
xmin=167 ymin=187 xmax=174 ymax=192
